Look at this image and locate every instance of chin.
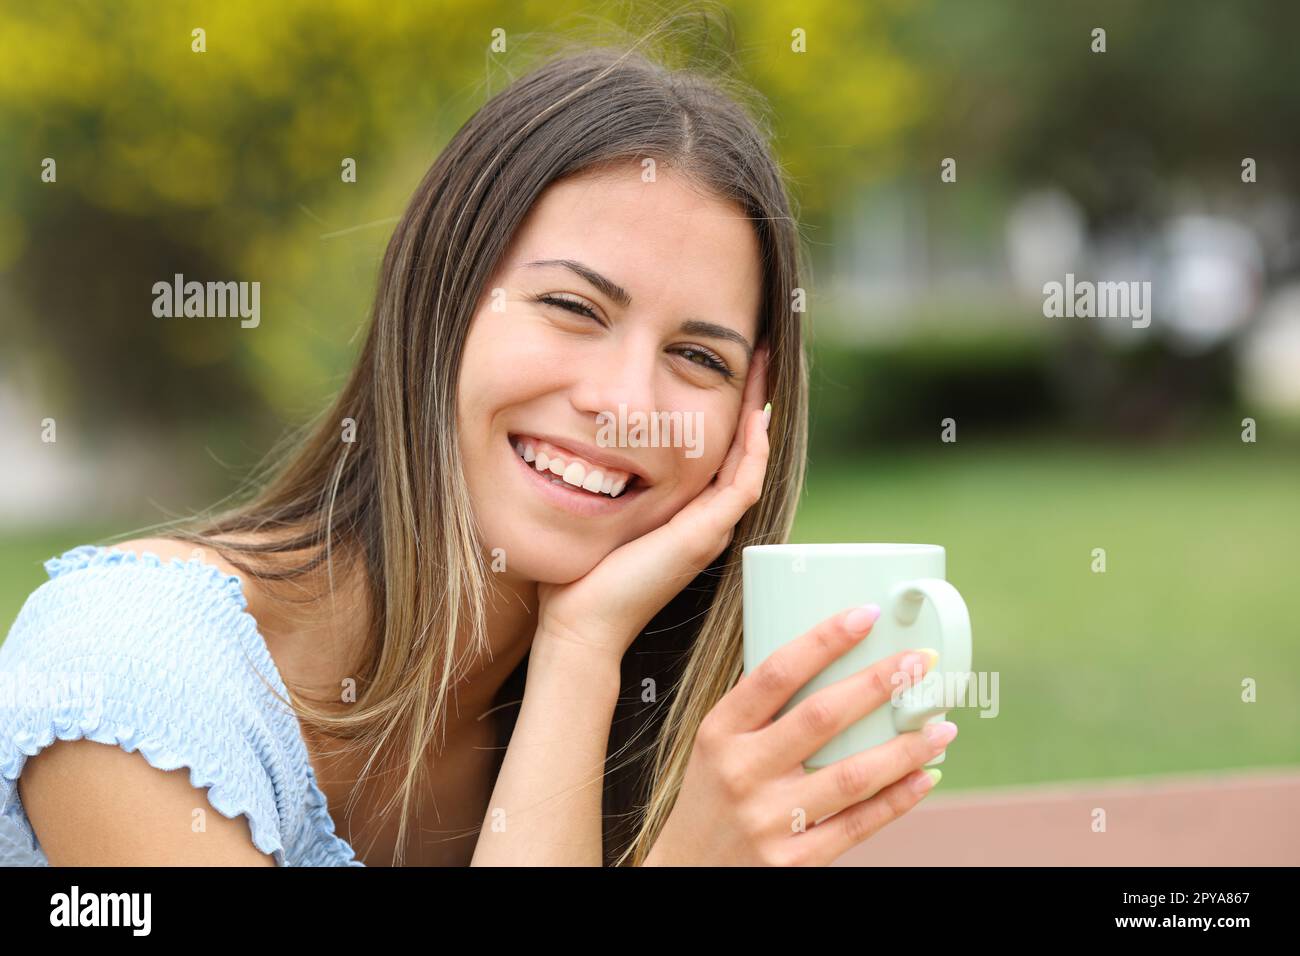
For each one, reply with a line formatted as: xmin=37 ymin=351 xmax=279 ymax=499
xmin=495 ymin=537 xmax=607 ymax=585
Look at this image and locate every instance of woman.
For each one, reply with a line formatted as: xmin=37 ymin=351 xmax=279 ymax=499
xmin=0 ymin=44 xmax=954 ymax=867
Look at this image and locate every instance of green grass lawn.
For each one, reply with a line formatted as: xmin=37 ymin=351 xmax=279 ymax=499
xmin=3 ymin=437 xmax=1297 ymax=791
xmin=791 ymin=437 xmax=1300 ymax=790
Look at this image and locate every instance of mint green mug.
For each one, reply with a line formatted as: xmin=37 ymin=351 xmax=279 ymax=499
xmin=742 ymin=543 xmax=973 ymax=771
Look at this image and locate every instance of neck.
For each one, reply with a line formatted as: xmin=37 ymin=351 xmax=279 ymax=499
xmin=458 ymin=570 xmax=540 ymax=725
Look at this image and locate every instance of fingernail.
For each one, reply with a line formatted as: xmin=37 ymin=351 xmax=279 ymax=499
xmin=924 ymin=720 xmax=958 ymax=747
xmin=843 ymin=603 xmax=881 ymax=634
xmin=898 ymin=647 xmax=939 ymax=679
xmin=762 ymin=401 xmax=772 ymax=431
xmin=914 ymin=768 xmax=942 ymax=794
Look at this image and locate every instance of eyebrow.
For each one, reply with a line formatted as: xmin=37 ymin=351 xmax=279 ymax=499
xmin=521 ymin=258 xmax=755 ymax=362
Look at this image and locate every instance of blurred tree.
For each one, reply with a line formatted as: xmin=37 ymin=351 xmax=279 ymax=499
xmin=901 ymin=0 xmax=1300 ymax=223
xmin=0 ymin=0 xmax=922 ymax=431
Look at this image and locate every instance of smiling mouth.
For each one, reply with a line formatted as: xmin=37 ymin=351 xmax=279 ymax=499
xmin=507 ymin=433 xmax=644 ymax=499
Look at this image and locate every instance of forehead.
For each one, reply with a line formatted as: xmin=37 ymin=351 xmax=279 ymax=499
xmin=503 ymin=165 xmax=763 ymax=333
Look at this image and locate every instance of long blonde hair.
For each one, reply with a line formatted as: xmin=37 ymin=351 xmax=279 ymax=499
xmin=152 ymin=29 xmax=809 ymax=866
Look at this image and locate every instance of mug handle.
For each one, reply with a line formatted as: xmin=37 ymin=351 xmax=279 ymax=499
xmin=887 ymin=578 xmax=972 ymax=751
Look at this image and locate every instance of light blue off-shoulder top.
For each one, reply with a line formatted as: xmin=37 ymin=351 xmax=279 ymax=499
xmin=0 ymin=544 xmax=363 ymax=866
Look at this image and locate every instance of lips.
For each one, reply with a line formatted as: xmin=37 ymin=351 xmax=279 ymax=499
xmin=507 ymin=442 xmax=649 ymax=519
xmin=507 ymin=432 xmax=649 ymax=498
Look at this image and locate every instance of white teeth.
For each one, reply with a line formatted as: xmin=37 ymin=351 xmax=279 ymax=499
xmin=512 ymin=437 xmax=636 ymax=499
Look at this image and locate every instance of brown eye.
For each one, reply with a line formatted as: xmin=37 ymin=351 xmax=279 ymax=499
xmin=674 ymin=346 xmax=734 ymax=378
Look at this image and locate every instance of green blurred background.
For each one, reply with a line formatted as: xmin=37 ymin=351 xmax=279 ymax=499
xmin=2 ymin=0 xmax=1298 ymax=789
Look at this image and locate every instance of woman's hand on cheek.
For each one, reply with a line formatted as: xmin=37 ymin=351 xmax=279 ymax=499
xmin=535 ymin=345 xmax=771 ymax=666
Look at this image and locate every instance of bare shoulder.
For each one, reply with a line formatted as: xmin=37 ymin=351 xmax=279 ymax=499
xmin=110 ymin=536 xmax=243 ymax=574
xmin=20 ymin=738 xmax=275 ymax=866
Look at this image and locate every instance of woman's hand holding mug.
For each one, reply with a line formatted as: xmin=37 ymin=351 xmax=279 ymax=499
xmin=643 ymin=606 xmax=955 ymax=866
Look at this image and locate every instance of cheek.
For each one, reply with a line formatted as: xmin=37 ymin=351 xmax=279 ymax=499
xmin=636 ymin=406 xmax=739 ymax=521
xmin=688 ymin=404 xmax=740 ymax=479
xmin=458 ymin=309 xmax=549 ymax=420
xmin=456 ymin=311 xmax=526 ymax=505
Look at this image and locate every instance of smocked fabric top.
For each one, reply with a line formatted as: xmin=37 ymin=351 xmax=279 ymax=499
xmin=0 ymin=544 xmax=363 ymax=866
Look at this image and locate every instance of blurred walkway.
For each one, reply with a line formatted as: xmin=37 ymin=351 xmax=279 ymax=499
xmin=833 ymin=767 xmax=1300 ymax=865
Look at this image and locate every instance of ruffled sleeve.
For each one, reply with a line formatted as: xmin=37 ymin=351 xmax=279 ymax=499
xmin=0 ymin=544 xmax=352 ymax=865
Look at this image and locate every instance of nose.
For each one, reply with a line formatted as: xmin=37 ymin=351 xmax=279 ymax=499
xmin=568 ymin=333 xmax=659 ymax=437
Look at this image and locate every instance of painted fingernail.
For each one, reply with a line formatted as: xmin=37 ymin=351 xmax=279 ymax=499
xmin=924 ymin=720 xmax=958 ymax=747
xmin=914 ymin=768 xmax=942 ymax=794
xmin=762 ymin=401 xmax=772 ymax=431
xmin=898 ymin=647 xmax=939 ymax=679
xmin=843 ymin=603 xmax=881 ymax=634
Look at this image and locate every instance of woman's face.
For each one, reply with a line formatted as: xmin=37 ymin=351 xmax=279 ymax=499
xmin=457 ymin=163 xmax=763 ymax=584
